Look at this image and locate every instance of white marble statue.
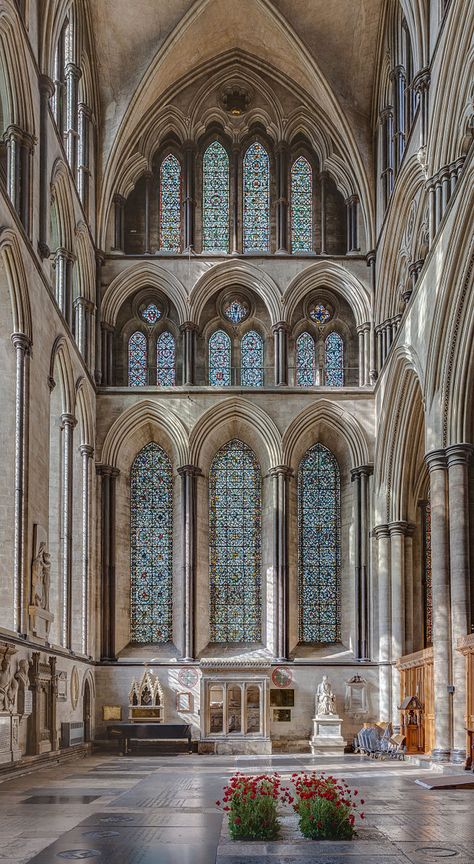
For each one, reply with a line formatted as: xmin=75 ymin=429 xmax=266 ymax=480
xmin=31 ymin=541 xmax=51 ymax=611
xmin=315 ymin=674 xmax=337 ymax=717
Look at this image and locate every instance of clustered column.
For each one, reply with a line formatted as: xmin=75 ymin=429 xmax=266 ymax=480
xmin=352 ymin=466 xmax=373 ymax=661
xmin=446 ymin=444 xmax=472 ymax=762
xmin=38 ymin=76 xmax=55 ymax=257
xmin=275 ymin=143 xmax=289 ymax=254
xmin=97 ymin=465 xmax=119 ymax=661
xmin=373 ymin=525 xmax=391 ymax=721
xmin=180 ymin=322 xmax=197 ymax=386
xmin=12 ymin=333 xmax=31 ymax=634
xmin=178 ymin=466 xmax=202 ymax=661
xmin=183 ymin=142 xmax=196 ymax=251
xmin=345 ymin=195 xmax=359 ymax=253
xmin=272 ymin=322 xmax=288 ymax=386
xmin=59 ymin=413 xmax=76 ymax=648
xmin=271 ymin=466 xmax=292 ymax=661
xmin=425 ymin=450 xmax=451 ymax=761
xmin=80 ymin=445 xmax=94 ymax=656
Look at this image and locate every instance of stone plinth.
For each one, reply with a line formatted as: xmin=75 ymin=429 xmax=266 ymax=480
xmin=28 ymin=605 xmax=54 ymax=640
xmin=309 ymin=715 xmax=346 ymax=756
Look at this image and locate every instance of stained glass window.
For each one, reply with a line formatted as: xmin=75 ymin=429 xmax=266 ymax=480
xmin=128 ymin=331 xmax=147 ymax=386
xmin=224 ymin=299 xmax=249 ymax=324
xmin=241 ymin=330 xmax=264 ymax=387
xmin=209 ymin=439 xmax=261 ymax=642
xmin=160 ymin=154 xmax=181 ymax=252
xmin=157 ymin=331 xmax=176 ymax=386
xmin=209 ymin=329 xmax=231 ymax=386
xmin=296 ymin=332 xmax=316 ymax=386
xmin=243 ymin=142 xmax=270 ymax=253
xmin=202 ymin=141 xmax=229 ymax=252
xmin=141 ymin=303 xmax=161 ymax=324
xmin=423 ymin=495 xmax=432 ymax=646
xmin=298 ymin=443 xmax=341 ymax=643
xmin=309 ymin=302 xmax=331 ymax=324
xmin=325 ymin=332 xmax=344 ymax=386
xmin=130 ymin=443 xmax=173 ymax=643
xmin=291 ymin=156 xmax=313 ymax=252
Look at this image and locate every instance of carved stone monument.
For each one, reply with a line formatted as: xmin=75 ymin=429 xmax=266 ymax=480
xmin=0 ymin=643 xmax=29 ymax=763
xmin=29 ymin=525 xmax=54 ymax=640
xmin=309 ymin=674 xmax=347 ymax=756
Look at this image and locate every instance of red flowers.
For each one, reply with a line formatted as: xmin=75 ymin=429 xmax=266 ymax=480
xmin=291 ymin=771 xmax=363 ymax=841
xmin=216 ymin=770 xmax=364 ymax=843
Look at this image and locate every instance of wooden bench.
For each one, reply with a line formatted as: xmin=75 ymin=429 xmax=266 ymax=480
xmin=107 ymin=722 xmax=192 ymax=755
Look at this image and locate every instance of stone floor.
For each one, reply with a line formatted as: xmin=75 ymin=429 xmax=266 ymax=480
xmin=0 ymin=752 xmax=472 ymax=863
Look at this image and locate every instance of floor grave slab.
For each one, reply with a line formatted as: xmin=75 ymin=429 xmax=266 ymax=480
xmin=79 ymin=811 xmax=222 ymax=828
xmin=22 ymin=796 xmax=102 ymax=805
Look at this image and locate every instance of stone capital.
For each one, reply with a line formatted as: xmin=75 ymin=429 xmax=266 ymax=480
xmin=179 ymin=321 xmax=199 ymax=334
xmin=39 ymin=75 xmax=55 ymax=98
xmin=351 ymin=464 xmax=373 ymax=481
xmin=372 ymin=524 xmax=390 ymax=539
xmin=445 ymin=443 xmax=474 ymax=467
xmin=269 ymin=465 xmax=293 ymax=480
xmin=388 ymin=520 xmax=415 ymax=537
xmin=366 ymin=250 xmax=376 ymax=267
xmin=413 ymin=67 xmax=430 ymax=94
xmin=271 ymin=321 xmax=289 ymax=334
xmin=79 ymin=444 xmax=94 ymax=459
xmin=11 ymin=332 xmax=32 ymax=353
xmin=96 ymin=463 xmax=120 ymax=479
xmin=177 ymin=464 xmax=202 ymax=478
xmin=425 ymin=448 xmax=448 ymax=472
xmin=61 ymin=412 xmax=77 ymax=430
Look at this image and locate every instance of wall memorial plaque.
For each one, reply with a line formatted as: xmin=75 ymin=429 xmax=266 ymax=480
xmin=271 ymin=666 xmax=293 ymax=688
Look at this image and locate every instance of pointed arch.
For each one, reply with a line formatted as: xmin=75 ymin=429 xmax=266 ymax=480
xmin=100 ymin=399 xmax=189 ymax=468
xmin=190 ymin=397 xmax=282 ymax=471
xmin=0 ymin=228 xmax=32 ymax=339
xmin=283 ymin=399 xmax=370 ymax=470
xmin=284 ymin=261 xmax=371 ymax=329
xmin=101 ymin=263 xmax=188 ymax=327
xmin=190 ymin=260 xmax=282 ymax=326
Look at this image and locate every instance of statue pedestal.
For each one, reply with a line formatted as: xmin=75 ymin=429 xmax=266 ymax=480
xmin=310 ymin=715 xmax=347 ymax=756
xmin=28 ymin=605 xmax=54 ymax=640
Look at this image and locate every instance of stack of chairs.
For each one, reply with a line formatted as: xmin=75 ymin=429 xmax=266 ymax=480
xmin=353 ymin=722 xmax=406 ymax=760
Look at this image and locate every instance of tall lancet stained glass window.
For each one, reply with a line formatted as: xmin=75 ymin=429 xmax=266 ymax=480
xmin=202 ymin=141 xmax=229 ymax=252
xmin=241 ymin=330 xmax=264 ymax=387
xmin=157 ymin=331 xmax=176 ymax=386
xmin=209 ymin=329 xmax=231 ymax=386
xmin=243 ymin=142 xmax=270 ymax=253
xmin=325 ymin=332 xmax=344 ymax=386
xmin=130 ymin=443 xmax=173 ymax=643
xmin=296 ymin=332 xmax=316 ymax=386
xmin=160 ymin=154 xmax=181 ymax=252
xmin=298 ymin=443 xmax=341 ymax=642
xmin=128 ymin=331 xmax=147 ymax=386
xmin=291 ymin=156 xmax=313 ymax=252
xmin=209 ymin=439 xmax=262 ymax=642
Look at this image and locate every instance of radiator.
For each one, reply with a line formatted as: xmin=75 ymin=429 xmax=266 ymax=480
xmin=61 ymin=721 xmax=85 ymax=747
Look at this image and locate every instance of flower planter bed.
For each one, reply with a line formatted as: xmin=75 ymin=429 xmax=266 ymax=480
xmin=216 ymin=816 xmax=393 ymax=863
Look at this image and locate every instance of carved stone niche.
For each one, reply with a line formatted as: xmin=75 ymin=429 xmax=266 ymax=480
xmin=129 ymin=669 xmax=164 ymax=722
xmin=27 ymin=652 xmax=58 ymax=754
xmin=29 ymin=524 xmax=54 ymax=641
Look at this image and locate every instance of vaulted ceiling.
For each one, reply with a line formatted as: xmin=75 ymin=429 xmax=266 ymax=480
xmin=90 ymin=0 xmax=384 ymax=151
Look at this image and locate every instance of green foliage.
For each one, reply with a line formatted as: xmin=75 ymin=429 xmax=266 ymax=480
xmin=216 ymin=772 xmax=292 ymax=841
